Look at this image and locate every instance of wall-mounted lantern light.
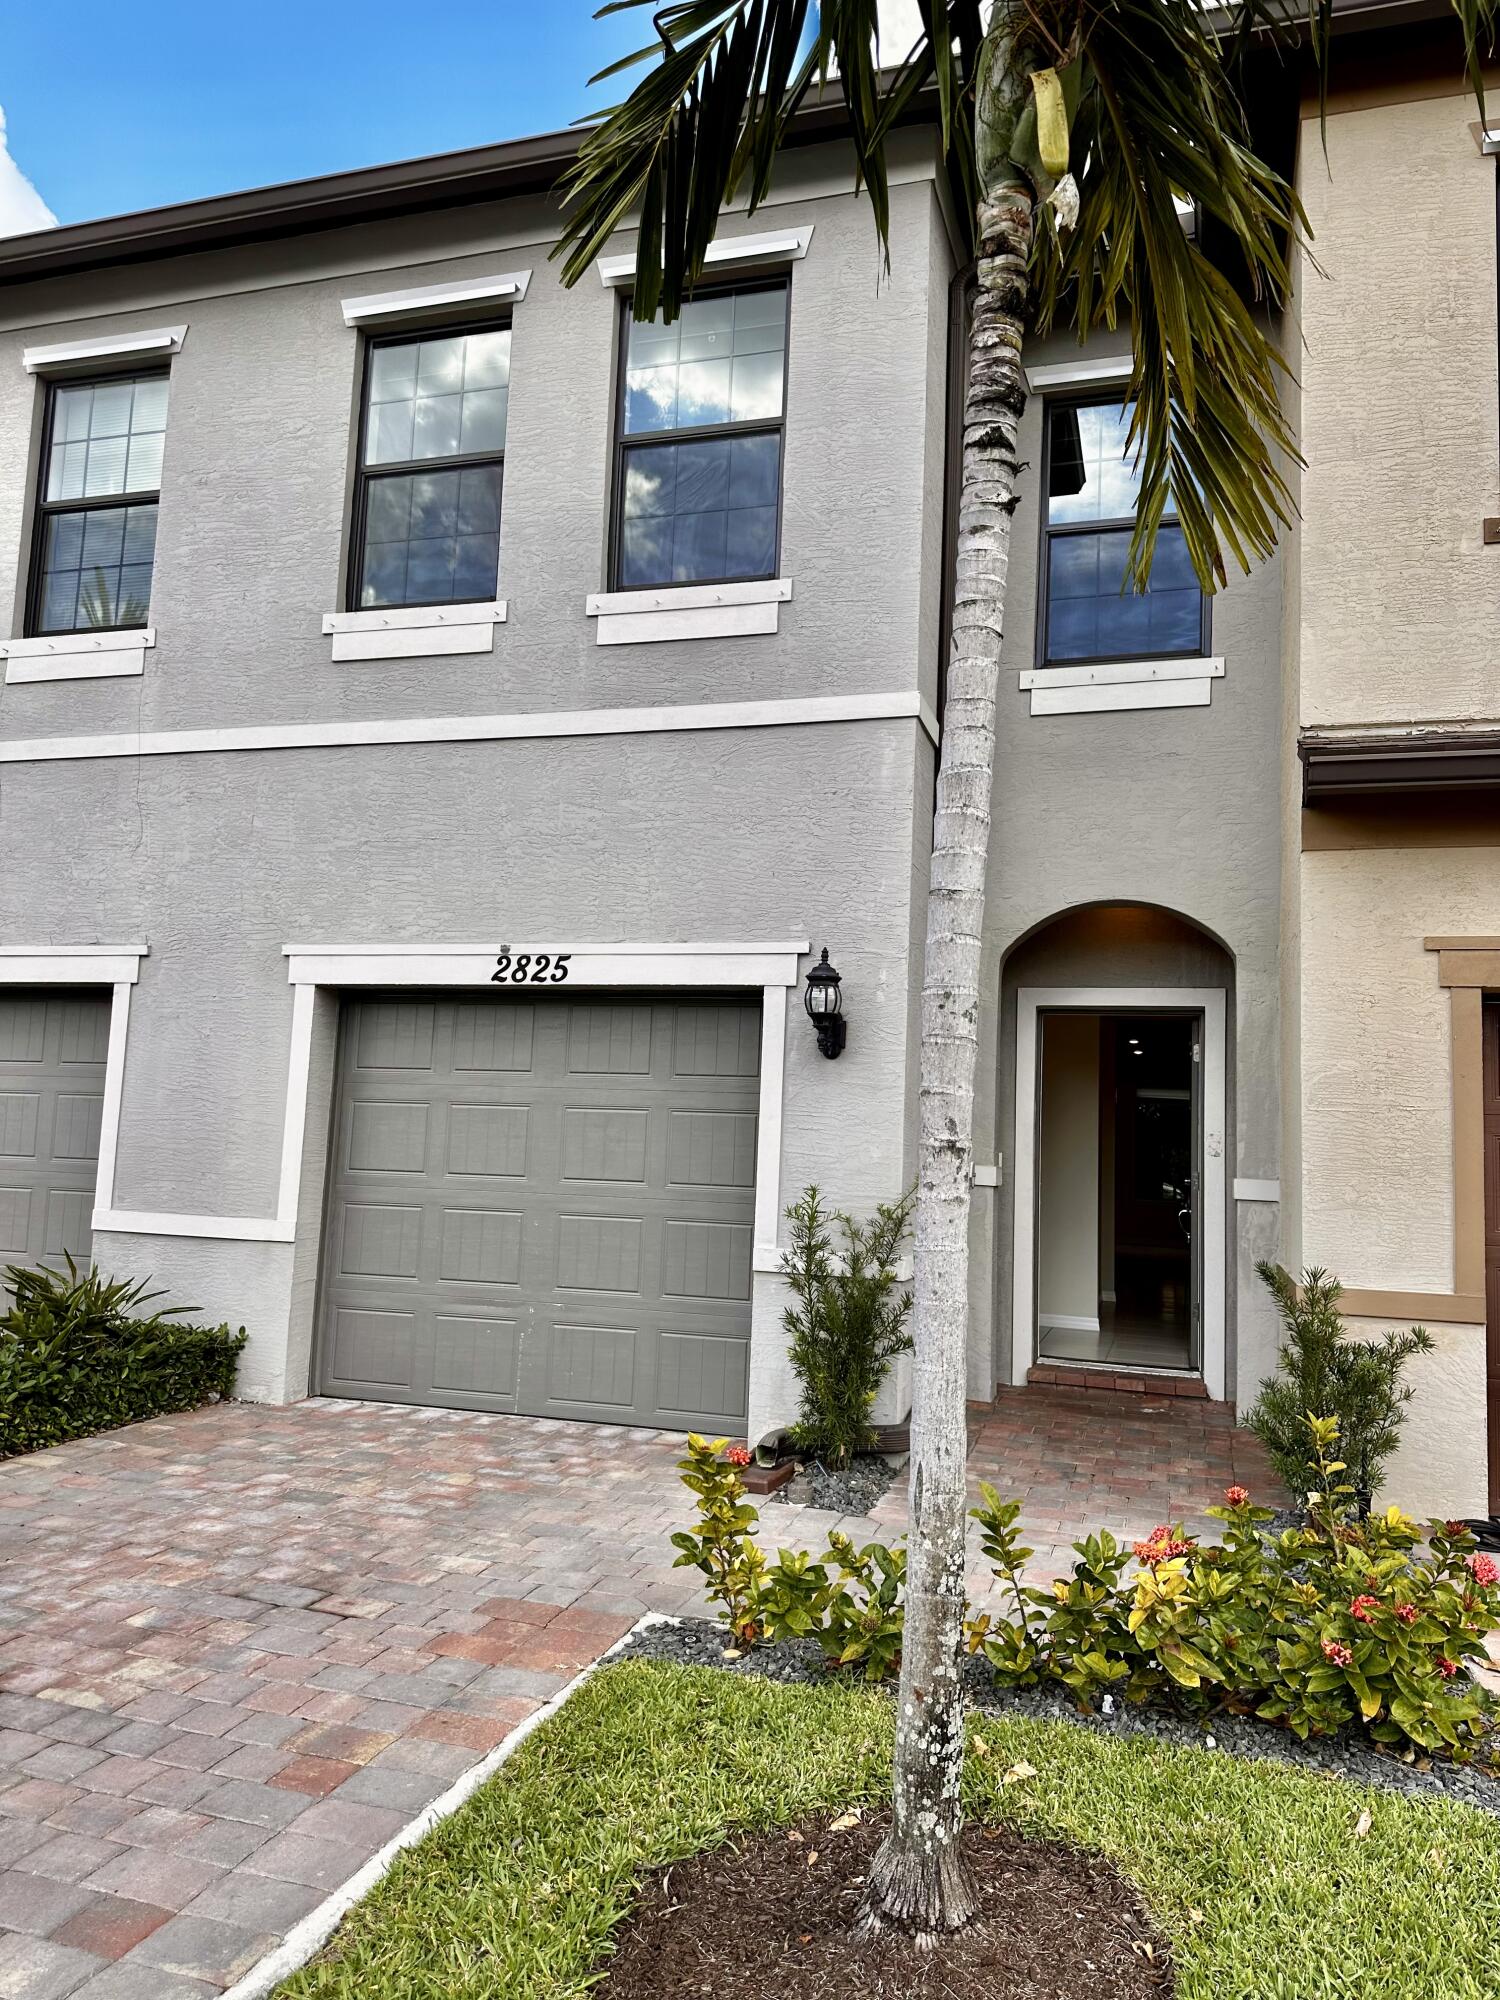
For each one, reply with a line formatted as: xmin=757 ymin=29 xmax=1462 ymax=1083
xmin=804 ymin=947 xmax=846 ymax=1060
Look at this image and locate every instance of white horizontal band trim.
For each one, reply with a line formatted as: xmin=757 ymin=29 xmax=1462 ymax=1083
xmin=598 ymin=226 xmax=812 ymax=287
xmin=1024 ymin=354 xmax=1133 ymax=394
xmin=23 ymin=327 xmax=186 ymax=374
xmin=285 ymin=948 xmax=806 ymax=991
xmin=1028 ymin=677 xmax=1215 ymax=717
xmin=1233 ymin=1177 xmax=1281 ymax=1203
xmin=6 ymin=650 xmax=148 ymax=685
xmin=1 ymin=628 xmax=155 ymax=659
xmin=586 ymin=579 xmax=791 ymax=617
xmin=0 ymin=949 xmax=144 ymax=984
xmin=1020 ymin=656 xmax=1223 ymax=691
xmin=0 ymin=690 xmax=926 ymax=765
xmin=340 ymin=272 xmax=531 ymax=325
xmin=284 ymin=940 xmax=809 ymax=957
xmin=93 ymin=1208 xmax=295 ymax=1243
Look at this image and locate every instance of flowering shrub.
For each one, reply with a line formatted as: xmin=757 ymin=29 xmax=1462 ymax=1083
xmin=967 ymin=1417 xmax=1500 ymax=1757
xmin=669 ymin=1435 xmax=767 ymax=1647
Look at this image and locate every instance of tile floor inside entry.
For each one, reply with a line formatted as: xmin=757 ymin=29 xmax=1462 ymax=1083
xmin=0 ymin=1392 xmax=1277 ymax=1996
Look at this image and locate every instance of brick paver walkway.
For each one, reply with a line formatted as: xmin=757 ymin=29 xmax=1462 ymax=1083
xmin=0 ymin=1388 xmax=1274 ymax=1996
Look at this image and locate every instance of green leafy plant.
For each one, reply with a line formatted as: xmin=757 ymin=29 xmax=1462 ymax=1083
xmin=780 ymin=1185 xmax=914 ymax=1471
xmin=0 ymin=1255 xmax=246 ymax=1458
xmin=669 ymin=1434 xmax=768 ymax=1648
xmin=1248 ymin=1264 xmax=1435 ymax=1498
xmin=970 ymin=1418 xmax=1500 ymax=1758
xmin=816 ymin=1532 xmax=905 ymax=1682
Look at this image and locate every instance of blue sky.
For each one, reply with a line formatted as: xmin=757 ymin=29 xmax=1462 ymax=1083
xmin=0 ymin=1 xmax=649 ymax=231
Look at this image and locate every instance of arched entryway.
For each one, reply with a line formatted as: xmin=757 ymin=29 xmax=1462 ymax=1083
xmin=998 ymin=904 xmax=1236 ymax=1400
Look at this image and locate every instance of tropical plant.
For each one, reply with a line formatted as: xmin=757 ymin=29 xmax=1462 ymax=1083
xmin=968 ymin=1419 xmax=1500 ymax=1757
xmin=780 ymin=1185 xmax=914 ymax=1470
xmin=669 ymin=1433 xmax=769 ymax=1646
xmin=1248 ymin=1263 xmax=1435 ymax=1499
xmin=0 ymin=1255 xmax=245 ymax=1457
xmin=558 ymin=0 xmax=1500 ymax=1940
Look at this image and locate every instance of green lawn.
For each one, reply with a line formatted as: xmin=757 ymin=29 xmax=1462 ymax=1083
xmin=276 ymin=1660 xmax=1500 ymax=2000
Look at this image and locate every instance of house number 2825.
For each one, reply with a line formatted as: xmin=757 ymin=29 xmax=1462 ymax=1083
xmin=492 ymin=953 xmax=572 ymax=985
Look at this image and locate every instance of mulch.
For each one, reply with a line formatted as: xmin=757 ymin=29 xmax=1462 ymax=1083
xmin=594 ymin=1809 xmax=1174 ymax=1999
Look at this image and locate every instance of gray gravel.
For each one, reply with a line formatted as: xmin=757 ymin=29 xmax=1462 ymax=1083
xmin=769 ymin=1457 xmax=898 ymax=1515
xmin=618 ymin=1614 xmax=1500 ymax=1819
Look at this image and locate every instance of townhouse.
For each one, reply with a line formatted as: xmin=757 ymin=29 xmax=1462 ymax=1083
xmin=0 ymin=4 xmax=1491 ymax=1518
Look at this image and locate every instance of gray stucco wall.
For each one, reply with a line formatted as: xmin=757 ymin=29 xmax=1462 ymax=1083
xmin=0 ymin=138 xmax=954 ymax=1436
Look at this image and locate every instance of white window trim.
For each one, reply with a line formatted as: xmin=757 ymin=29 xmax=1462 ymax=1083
xmin=597 ymin=227 xmax=813 ymax=287
xmin=1024 ymin=354 xmax=1132 ymax=395
xmin=22 ymin=328 xmax=186 ymax=375
xmin=1021 ymin=657 xmax=1224 ymax=717
xmin=586 ymin=578 xmax=792 ymax=646
xmin=0 ymin=948 xmax=147 ymax=1240
xmin=320 ymin=601 xmax=508 ymax=662
xmin=96 ymin=943 xmax=809 ymax=1269
xmin=1 ymin=629 xmax=156 ymax=684
xmin=1011 ymin=986 xmax=1227 ymax=1401
xmin=339 ymin=271 xmax=532 ymax=328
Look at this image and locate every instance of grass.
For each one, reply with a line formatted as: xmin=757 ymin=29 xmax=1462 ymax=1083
xmin=276 ymin=1660 xmax=1500 ymax=2000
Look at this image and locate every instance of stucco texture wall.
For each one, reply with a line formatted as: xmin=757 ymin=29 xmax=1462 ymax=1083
xmin=1295 ymin=90 xmax=1499 ymax=727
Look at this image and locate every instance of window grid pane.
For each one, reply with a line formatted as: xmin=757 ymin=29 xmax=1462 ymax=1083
xmin=358 ymin=465 xmax=502 ymax=609
xmin=619 ymin=433 xmax=780 ymax=588
xmin=623 ymin=284 xmax=787 ymax=439
xmin=44 ymin=374 xmax=169 ymax=504
xmin=35 ymin=503 xmax=158 ymax=634
xmin=1042 ymin=396 xmax=1202 ymax=666
xmin=363 ymin=329 xmax=511 ymax=469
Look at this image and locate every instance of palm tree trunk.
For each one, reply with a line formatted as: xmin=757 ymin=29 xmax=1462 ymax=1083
xmin=857 ymin=144 xmax=1034 ymax=1943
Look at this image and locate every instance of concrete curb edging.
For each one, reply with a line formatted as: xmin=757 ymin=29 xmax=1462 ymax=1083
xmin=221 ymin=1611 xmax=683 ymax=2000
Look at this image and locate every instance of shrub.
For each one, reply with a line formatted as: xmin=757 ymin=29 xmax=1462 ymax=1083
xmin=968 ymin=1417 xmax=1500 ymax=1758
xmin=1247 ymin=1263 xmax=1434 ymax=1498
xmin=0 ymin=1257 xmax=247 ymax=1459
xmin=669 ymin=1435 xmax=768 ymax=1647
xmin=780 ymin=1185 xmax=914 ymax=1470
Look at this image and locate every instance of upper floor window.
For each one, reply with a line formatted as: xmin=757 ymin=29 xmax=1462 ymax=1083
xmin=352 ymin=324 xmax=509 ymax=609
xmin=1040 ymin=398 xmax=1207 ymax=667
xmin=29 ymin=372 xmax=168 ymax=634
xmin=613 ymin=280 xmax=787 ymax=590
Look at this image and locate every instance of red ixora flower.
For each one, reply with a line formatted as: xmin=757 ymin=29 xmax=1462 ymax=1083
xmin=1322 ymin=1639 xmax=1354 ymax=1668
xmin=1349 ymin=1594 xmax=1380 ymax=1623
xmin=1437 ymin=1656 xmax=1460 ymax=1679
xmin=1466 ymin=1552 xmax=1500 ymax=1588
xmin=1394 ymin=1603 xmax=1419 ymax=1626
xmin=723 ymin=1444 xmax=753 ymax=1468
xmin=1133 ymin=1526 xmax=1193 ymax=1565
xmin=1224 ymin=1485 xmax=1250 ymax=1508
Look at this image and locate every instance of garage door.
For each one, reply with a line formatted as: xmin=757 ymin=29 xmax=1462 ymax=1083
xmin=317 ymin=992 xmax=760 ymax=1430
xmin=0 ymin=991 xmax=109 ymax=1275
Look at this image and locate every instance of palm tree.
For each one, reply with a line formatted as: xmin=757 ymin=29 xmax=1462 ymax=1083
xmin=556 ymin=0 xmax=1496 ymax=1941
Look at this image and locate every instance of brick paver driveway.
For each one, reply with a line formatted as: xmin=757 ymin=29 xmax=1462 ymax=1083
xmin=0 ymin=1388 xmax=1271 ymax=1996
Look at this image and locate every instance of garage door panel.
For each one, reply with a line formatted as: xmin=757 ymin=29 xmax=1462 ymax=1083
xmin=349 ymin=1101 xmax=430 ymax=1173
xmin=357 ymin=1001 xmax=436 ymax=1070
xmin=561 ymin=1107 xmax=648 ymax=1183
xmin=340 ymin=1203 xmax=423 ymax=1278
xmin=432 ymin=1313 xmax=519 ymax=1401
xmin=439 ymin=1207 xmax=522 ymax=1285
xmin=657 ymin=1330 xmax=749 ymax=1426
xmin=0 ymin=1187 xmax=32 ymax=1256
xmin=331 ymin=1306 xmax=417 ymax=1390
xmin=446 ymin=1103 xmax=528 ymax=1177
xmin=53 ymin=1095 xmax=104 ymax=1162
xmin=663 ymin=1220 xmax=752 ymax=1301
xmin=320 ymin=993 xmax=758 ymax=1428
xmin=0 ymin=999 xmax=46 ymax=1065
xmin=44 ymin=1187 xmax=93 ymax=1263
xmin=0 ymin=1094 xmax=40 ymax=1159
xmin=667 ymin=1110 xmax=757 ymax=1187
xmin=56 ymin=1001 xmax=111 ymax=1065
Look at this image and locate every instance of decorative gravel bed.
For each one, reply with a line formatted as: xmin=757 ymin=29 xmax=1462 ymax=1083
xmin=619 ymin=1614 xmax=1500 ymax=1820
xmin=769 ymin=1455 xmax=899 ymax=1514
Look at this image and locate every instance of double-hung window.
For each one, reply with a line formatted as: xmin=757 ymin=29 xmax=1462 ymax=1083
xmin=613 ymin=280 xmax=787 ymax=590
xmin=352 ymin=324 xmax=510 ymax=609
xmin=30 ymin=373 xmax=168 ymax=634
xmin=1039 ymin=397 xmax=1207 ymax=667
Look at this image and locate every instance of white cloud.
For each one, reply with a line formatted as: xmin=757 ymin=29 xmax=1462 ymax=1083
xmin=0 ymin=105 xmax=56 ymax=239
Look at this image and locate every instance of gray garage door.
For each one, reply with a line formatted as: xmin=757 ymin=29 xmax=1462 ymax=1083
xmin=317 ymin=992 xmax=760 ymax=1430
xmin=0 ymin=990 xmax=109 ymax=1276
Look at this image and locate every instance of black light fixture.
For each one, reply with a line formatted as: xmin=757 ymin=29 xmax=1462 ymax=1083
xmin=804 ymin=947 xmax=846 ymax=1060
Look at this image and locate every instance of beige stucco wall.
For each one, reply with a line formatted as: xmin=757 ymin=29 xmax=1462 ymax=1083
xmin=1037 ymin=1014 xmax=1101 ymax=1326
xmin=1296 ymin=88 xmax=1500 ymax=727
